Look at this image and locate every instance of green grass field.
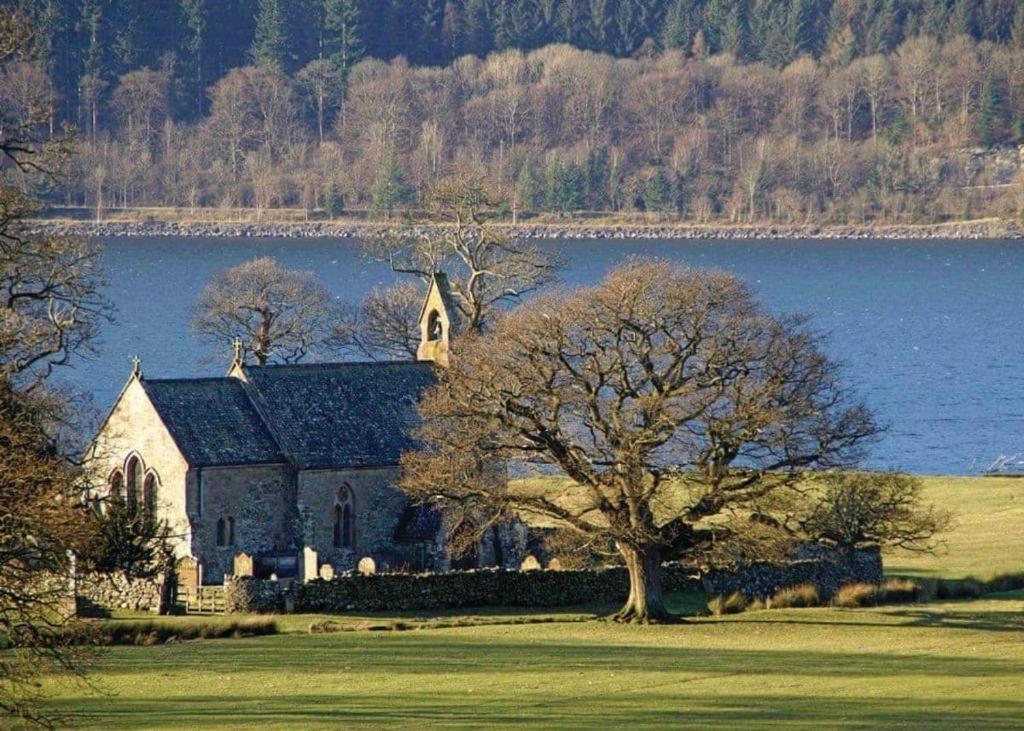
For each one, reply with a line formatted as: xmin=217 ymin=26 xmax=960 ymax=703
xmin=35 ymin=476 xmax=1024 ymax=729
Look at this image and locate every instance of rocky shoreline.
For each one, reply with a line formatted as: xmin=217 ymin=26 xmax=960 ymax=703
xmin=30 ymin=218 xmax=1024 ymax=240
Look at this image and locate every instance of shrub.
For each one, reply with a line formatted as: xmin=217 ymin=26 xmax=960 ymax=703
xmin=769 ymin=584 xmax=820 ymax=609
xmin=63 ymin=618 xmax=278 ymax=646
xmin=936 ymin=577 xmax=985 ymax=600
xmin=707 ymin=592 xmax=749 ymax=616
xmin=981 ymin=572 xmax=1024 ymax=594
xmin=834 ymin=583 xmax=879 ymax=608
xmin=880 ymin=579 xmax=923 ymax=604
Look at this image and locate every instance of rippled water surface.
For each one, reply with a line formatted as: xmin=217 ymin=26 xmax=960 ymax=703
xmin=64 ymin=236 xmax=1024 ymax=475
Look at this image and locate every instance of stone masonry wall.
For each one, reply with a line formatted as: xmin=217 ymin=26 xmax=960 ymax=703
xmin=224 ymin=548 xmax=879 ymax=614
xmin=297 ymin=467 xmax=408 ymax=571
xmin=75 ymin=572 xmax=166 ymax=614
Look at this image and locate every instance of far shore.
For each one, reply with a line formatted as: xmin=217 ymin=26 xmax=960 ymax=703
xmin=30 ymin=215 xmax=1024 ymax=241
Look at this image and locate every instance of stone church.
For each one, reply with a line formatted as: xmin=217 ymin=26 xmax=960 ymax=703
xmin=89 ymin=274 xmax=521 ymax=585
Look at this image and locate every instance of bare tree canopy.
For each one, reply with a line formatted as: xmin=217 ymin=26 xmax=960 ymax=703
xmin=0 ymin=7 xmax=111 ymax=392
xmin=336 ymin=280 xmax=424 ymax=361
xmin=402 ymin=260 xmax=879 ymax=622
xmin=796 ymin=471 xmax=951 ymax=553
xmin=363 ymin=177 xmax=562 ymax=333
xmin=192 ymin=257 xmax=343 ymax=366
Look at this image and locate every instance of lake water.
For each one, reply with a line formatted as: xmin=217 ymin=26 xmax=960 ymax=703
xmin=64 ymin=236 xmax=1024 ymax=475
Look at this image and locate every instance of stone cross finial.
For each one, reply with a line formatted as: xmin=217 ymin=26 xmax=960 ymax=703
xmin=131 ymin=355 xmax=143 ymax=380
xmin=232 ymin=338 xmax=244 ymax=366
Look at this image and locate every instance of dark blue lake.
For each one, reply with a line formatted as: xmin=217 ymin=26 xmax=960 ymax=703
xmin=66 ymin=236 xmax=1024 ymax=475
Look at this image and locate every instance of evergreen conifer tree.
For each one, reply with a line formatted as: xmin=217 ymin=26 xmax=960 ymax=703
xmin=660 ymin=0 xmax=698 ymax=52
xmin=324 ymin=0 xmax=363 ymax=81
xmin=372 ymin=156 xmax=413 ymax=216
xmin=251 ymin=0 xmax=288 ymax=69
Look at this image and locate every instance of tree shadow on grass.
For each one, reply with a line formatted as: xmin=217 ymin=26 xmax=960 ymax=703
xmin=49 ymin=691 xmax=1024 ymax=729
xmin=96 ymin=636 xmax=1024 ymax=679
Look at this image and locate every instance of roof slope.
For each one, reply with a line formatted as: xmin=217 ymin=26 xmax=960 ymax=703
xmin=142 ymin=378 xmax=286 ymax=467
xmin=241 ymin=361 xmax=437 ymax=470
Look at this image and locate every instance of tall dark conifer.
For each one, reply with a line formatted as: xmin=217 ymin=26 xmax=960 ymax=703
xmin=251 ymin=0 xmax=288 ymax=69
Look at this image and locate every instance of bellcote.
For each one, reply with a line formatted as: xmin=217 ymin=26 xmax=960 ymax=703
xmin=417 ymin=273 xmax=458 ymax=367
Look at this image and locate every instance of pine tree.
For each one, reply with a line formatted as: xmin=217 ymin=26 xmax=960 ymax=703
xmin=181 ymin=0 xmax=208 ymax=118
xmin=643 ymin=168 xmax=673 ymax=213
xmin=251 ymin=0 xmax=288 ymax=69
xmin=660 ymin=0 xmax=698 ymax=52
xmin=722 ymin=0 xmax=751 ymax=61
xmin=418 ymin=0 xmax=446 ymax=62
xmin=517 ymin=158 xmax=542 ymax=210
xmin=976 ymin=75 xmax=1005 ymax=147
xmin=324 ymin=0 xmax=363 ymax=81
xmin=372 ymin=156 xmax=413 ymax=216
xmin=947 ymin=0 xmax=977 ymax=38
xmin=584 ymin=146 xmax=610 ymax=209
xmin=460 ymin=0 xmax=493 ymax=56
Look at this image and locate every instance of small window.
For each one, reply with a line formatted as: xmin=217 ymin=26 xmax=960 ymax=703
xmin=217 ymin=517 xmax=236 ymax=547
xmin=143 ymin=474 xmax=158 ymax=515
xmin=333 ymin=486 xmax=355 ymax=549
xmin=427 ymin=310 xmax=443 ymax=341
xmin=125 ymin=456 xmax=144 ymax=512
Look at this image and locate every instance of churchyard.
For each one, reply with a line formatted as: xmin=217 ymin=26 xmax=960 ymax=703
xmin=38 ymin=475 xmax=1024 ymax=729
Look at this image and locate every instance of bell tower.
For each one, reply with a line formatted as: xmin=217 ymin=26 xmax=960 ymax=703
xmin=417 ymin=272 xmax=458 ymax=367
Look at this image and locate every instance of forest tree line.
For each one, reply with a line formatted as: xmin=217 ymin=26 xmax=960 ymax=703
xmin=15 ymin=0 xmax=1024 ymax=222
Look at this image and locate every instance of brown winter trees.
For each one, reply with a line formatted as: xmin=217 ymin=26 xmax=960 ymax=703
xmin=362 ymin=177 xmax=562 ymax=334
xmin=401 ymin=261 xmax=878 ymax=622
xmin=192 ymin=257 xmax=342 ymax=365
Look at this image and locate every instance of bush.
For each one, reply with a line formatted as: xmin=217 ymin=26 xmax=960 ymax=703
xmin=935 ymin=577 xmax=985 ymax=600
xmin=63 ymin=618 xmax=278 ymax=646
xmin=769 ymin=584 xmax=820 ymax=609
xmin=707 ymin=592 xmax=750 ymax=616
xmin=834 ymin=583 xmax=880 ymax=608
xmin=981 ymin=572 xmax=1024 ymax=594
xmin=880 ymin=578 xmax=923 ymax=604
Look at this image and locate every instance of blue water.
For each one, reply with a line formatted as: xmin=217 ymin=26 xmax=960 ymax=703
xmin=63 ymin=236 xmax=1024 ymax=475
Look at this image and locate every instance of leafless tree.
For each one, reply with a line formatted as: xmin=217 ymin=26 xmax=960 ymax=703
xmin=795 ymin=471 xmax=951 ymax=554
xmin=363 ymin=176 xmax=562 ymax=333
xmin=192 ymin=257 xmax=343 ymax=365
xmin=337 ymin=280 xmax=424 ymax=361
xmin=402 ymin=260 xmax=878 ymax=622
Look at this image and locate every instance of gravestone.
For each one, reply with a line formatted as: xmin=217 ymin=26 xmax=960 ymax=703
xmin=319 ymin=564 xmax=335 ymax=581
xmin=233 ymin=552 xmax=254 ymax=578
xmin=357 ymin=556 xmax=376 ymax=576
xmin=547 ymin=558 xmax=563 ymax=571
xmin=302 ymin=547 xmax=319 ymax=583
xmin=176 ymin=556 xmax=199 ymax=597
xmin=520 ymin=555 xmax=541 ymax=572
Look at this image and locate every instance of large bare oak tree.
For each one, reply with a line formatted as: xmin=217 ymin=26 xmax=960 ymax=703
xmin=402 ymin=261 xmax=878 ymax=622
xmin=192 ymin=257 xmax=343 ymax=365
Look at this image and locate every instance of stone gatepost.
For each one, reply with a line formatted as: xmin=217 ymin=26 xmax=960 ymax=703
xmin=302 ymin=546 xmax=319 ymax=584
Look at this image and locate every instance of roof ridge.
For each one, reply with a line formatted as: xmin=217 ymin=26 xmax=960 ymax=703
xmin=244 ymin=360 xmax=425 ymax=371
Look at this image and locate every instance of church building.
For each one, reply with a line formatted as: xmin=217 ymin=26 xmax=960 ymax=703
xmin=88 ymin=274 xmax=520 ymax=584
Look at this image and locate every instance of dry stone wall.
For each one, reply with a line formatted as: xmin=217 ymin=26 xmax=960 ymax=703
xmin=223 ymin=548 xmax=881 ymax=614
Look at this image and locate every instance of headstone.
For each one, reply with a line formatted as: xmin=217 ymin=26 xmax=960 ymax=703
xmin=176 ymin=556 xmax=200 ymax=597
xmin=233 ymin=552 xmax=254 ymax=578
xmin=520 ymin=555 xmax=541 ymax=572
xmin=357 ymin=556 xmax=376 ymax=576
xmin=547 ymin=558 xmax=563 ymax=571
xmin=302 ymin=546 xmax=319 ymax=584
xmin=319 ymin=564 xmax=335 ymax=581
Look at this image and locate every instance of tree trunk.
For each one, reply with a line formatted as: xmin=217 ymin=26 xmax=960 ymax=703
xmin=614 ymin=544 xmax=669 ymax=623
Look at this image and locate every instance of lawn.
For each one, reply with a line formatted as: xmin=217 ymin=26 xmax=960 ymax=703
xmin=884 ymin=476 xmax=1024 ymax=579
xmin=43 ymin=592 xmax=1024 ymax=729
xmin=33 ymin=476 xmax=1024 ymax=729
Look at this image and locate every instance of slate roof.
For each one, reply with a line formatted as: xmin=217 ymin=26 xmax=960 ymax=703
xmin=141 ymin=378 xmax=286 ymax=467
xmin=239 ymin=361 xmax=437 ymax=470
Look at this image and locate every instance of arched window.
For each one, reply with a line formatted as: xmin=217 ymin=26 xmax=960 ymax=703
xmin=333 ymin=486 xmax=355 ymax=549
xmin=108 ymin=469 xmax=124 ymax=507
xmin=427 ymin=310 xmax=443 ymax=342
xmin=216 ymin=518 xmax=227 ymax=546
xmin=143 ymin=473 xmax=158 ymax=515
xmin=125 ymin=455 xmax=143 ymax=512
